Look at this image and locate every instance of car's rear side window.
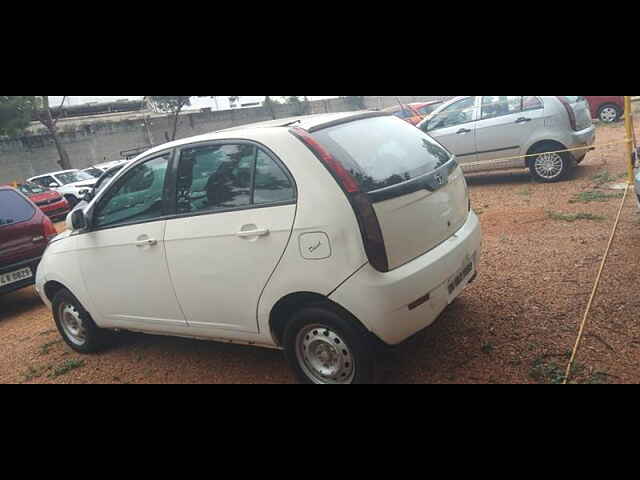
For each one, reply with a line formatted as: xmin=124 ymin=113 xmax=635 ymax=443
xmin=0 ymin=190 xmax=35 ymax=227
xmin=311 ymin=116 xmax=452 ymax=193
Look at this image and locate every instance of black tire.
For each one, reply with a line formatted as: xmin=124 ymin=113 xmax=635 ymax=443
xmin=528 ymin=147 xmax=572 ymax=183
xmin=52 ymin=288 xmax=115 ymax=353
xmin=283 ymin=303 xmax=377 ymax=384
xmin=598 ymin=104 xmax=622 ymax=123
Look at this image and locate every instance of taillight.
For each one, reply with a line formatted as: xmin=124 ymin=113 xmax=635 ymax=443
xmin=290 ymin=127 xmax=389 ymax=272
xmin=42 ymin=216 xmax=57 ymax=240
xmin=557 ymin=96 xmax=578 ymax=131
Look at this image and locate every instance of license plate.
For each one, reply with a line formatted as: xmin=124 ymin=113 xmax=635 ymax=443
xmin=0 ymin=267 xmax=33 ymax=287
xmin=448 ymin=261 xmax=473 ymax=296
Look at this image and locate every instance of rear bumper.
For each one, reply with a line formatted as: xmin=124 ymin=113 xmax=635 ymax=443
xmin=330 ymin=211 xmax=482 ymax=345
xmin=566 ymin=125 xmax=596 ymax=161
xmin=0 ymin=257 xmax=41 ymax=295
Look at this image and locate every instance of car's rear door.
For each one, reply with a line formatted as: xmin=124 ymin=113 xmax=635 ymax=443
xmin=163 ymin=141 xmax=297 ymax=334
xmin=474 ymin=96 xmax=546 ymax=168
xmin=0 ymin=189 xmax=43 ymax=266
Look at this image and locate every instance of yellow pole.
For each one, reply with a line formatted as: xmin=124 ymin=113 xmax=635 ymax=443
xmin=624 ymin=96 xmax=635 ymax=184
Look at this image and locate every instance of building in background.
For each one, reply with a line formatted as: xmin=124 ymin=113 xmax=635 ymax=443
xmin=49 ymin=96 xmax=340 ymax=114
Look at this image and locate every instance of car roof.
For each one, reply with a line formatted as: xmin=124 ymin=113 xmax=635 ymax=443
xmin=136 ymin=111 xmax=389 ymax=159
xmin=409 ymin=100 xmax=442 ymax=107
xmin=29 ymin=169 xmax=79 ymax=179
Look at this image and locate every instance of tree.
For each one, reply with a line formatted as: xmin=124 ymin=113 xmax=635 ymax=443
xmin=148 ymin=96 xmax=192 ymax=142
xmin=0 ymin=96 xmax=34 ymax=137
xmin=342 ymin=96 xmax=366 ymax=109
xmin=31 ymin=96 xmax=73 ymax=170
xmin=263 ymin=96 xmax=281 ymax=119
xmin=283 ymin=96 xmax=311 ymax=115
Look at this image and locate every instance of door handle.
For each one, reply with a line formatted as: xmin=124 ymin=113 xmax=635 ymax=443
xmin=516 ymin=117 xmax=532 ymax=123
xmin=135 ymin=238 xmax=157 ymax=247
xmin=457 ymin=128 xmax=471 ymax=134
xmin=236 ymin=228 xmax=270 ymax=238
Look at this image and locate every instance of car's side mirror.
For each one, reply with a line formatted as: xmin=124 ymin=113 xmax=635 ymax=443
xmin=70 ymin=209 xmax=87 ymax=231
xmin=84 ymin=191 xmax=94 ymax=202
xmin=49 ymin=182 xmax=59 ymax=188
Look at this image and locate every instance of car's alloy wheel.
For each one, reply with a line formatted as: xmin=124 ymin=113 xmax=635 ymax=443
xmin=599 ymin=106 xmax=619 ymax=123
xmin=295 ymin=324 xmax=356 ymax=384
xmin=533 ymin=152 xmax=565 ymax=181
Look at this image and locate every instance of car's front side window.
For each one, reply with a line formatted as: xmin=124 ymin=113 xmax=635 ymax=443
xmin=427 ymin=97 xmax=476 ymax=131
xmin=34 ymin=176 xmax=56 ymax=188
xmin=92 ymin=154 xmax=171 ymax=229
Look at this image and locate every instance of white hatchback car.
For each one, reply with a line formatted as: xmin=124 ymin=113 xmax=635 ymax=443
xmin=35 ymin=112 xmax=482 ymax=384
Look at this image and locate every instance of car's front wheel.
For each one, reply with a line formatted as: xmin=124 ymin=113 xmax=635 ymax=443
xmin=529 ymin=149 xmax=572 ymax=183
xmin=52 ymin=288 xmax=115 ymax=353
xmin=283 ymin=304 xmax=376 ymax=384
xmin=598 ymin=104 xmax=622 ymax=123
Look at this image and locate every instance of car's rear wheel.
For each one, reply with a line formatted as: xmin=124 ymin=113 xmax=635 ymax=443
xmin=598 ymin=104 xmax=621 ymax=123
xmin=529 ymin=149 xmax=572 ymax=183
xmin=283 ymin=304 xmax=376 ymax=384
xmin=52 ymin=288 xmax=115 ymax=353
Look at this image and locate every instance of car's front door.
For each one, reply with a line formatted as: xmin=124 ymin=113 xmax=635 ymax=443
xmin=163 ymin=141 xmax=297 ymax=334
xmin=424 ymin=96 xmax=479 ymax=165
xmin=76 ymin=152 xmax=187 ymax=330
xmin=474 ymin=96 xmax=546 ymax=169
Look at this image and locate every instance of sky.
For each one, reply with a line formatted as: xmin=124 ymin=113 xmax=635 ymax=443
xmin=48 ymin=96 xmax=340 ymax=109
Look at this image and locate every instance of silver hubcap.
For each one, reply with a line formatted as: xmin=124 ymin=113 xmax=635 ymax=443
xmin=600 ymin=107 xmax=618 ymax=123
xmin=534 ymin=152 xmax=564 ymax=180
xmin=296 ymin=325 xmax=355 ymax=384
xmin=59 ymin=303 xmax=87 ymax=346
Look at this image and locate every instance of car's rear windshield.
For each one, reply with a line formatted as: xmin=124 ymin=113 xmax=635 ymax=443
xmin=311 ymin=115 xmax=452 ymax=193
xmin=0 ymin=190 xmax=35 ymax=227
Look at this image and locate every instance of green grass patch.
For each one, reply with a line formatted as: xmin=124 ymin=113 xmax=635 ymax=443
xmin=591 ymin=170 xmax=616 ymax=186
xmin=48 ymin=359 xmax=85 ymax=378
xmin=39 ymin=339 xmax=62 ymax=355
xmin=548 ymin=211 xmax=606 ymax=222
xmin=569 ymin=190 xmax=624 ymax=204
xmin=529 ymin=360 xmax=566 ymax=384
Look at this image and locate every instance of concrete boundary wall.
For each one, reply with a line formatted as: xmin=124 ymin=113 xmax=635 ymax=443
xmin=0 ymin=96 xmax=448 ymax=184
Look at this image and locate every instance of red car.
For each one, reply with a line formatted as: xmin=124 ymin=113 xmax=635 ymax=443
xmin=0 ymin=186 xmax=58 ymax=295
xmin=409 ymin=100 xmax=444 ymax=117
xmin=584 ymin=96 xmax=625 ymax=123
xmin=17 ymin=182 xmax=71 ymax=222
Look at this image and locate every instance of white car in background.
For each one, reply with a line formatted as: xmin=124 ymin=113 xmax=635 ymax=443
xmin=28 ymin=170 xmax=97 ymax=207
xmin=418 ymin=96 xmax=596 ymax=182
xmin=35 ymin=111 xmax=481 ymax=384
xmin=83 ymin=159 xmax=130 ymax=178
